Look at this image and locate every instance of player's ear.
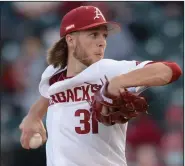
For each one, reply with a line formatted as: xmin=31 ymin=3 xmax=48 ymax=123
xmin=66 ymin=33 xmax=77 ymax=48
xmin=66 ymin=34 xmax=72 ymax=44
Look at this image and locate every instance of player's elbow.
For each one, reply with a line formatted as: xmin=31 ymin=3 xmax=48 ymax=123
xmin=161 ymin=62 xmax=182 ymax=84
xmin=145 ymin=61 xmax=182 ymax=85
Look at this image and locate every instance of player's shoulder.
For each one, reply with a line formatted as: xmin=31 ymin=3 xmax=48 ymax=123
xmin=41 ymin=65 xmax=65 ymax=80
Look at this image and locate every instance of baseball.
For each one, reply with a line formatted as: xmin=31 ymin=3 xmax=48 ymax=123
xmin=29 ymin=133 xmax=42 ymax=149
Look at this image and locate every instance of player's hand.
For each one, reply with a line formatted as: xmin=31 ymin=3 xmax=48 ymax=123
xmin=19 ymin=115 xmax=47 ymax=149
xmin=107 ymin=76 xmax=125 ymax=96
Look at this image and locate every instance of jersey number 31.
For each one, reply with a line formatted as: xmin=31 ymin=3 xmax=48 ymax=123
xmin=75 ymin=109 xmax=98 ymax=134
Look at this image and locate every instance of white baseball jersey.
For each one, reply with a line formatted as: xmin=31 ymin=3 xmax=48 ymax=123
xmin=39 ymin=59 xmax=151 ymax=166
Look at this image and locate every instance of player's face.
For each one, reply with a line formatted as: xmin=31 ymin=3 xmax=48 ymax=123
xmin=73 ymin=26 xmax=108 ymax=66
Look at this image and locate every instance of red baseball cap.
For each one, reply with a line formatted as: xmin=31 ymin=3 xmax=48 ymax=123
xmin=60 ymin=6 xmax=121 ymax=38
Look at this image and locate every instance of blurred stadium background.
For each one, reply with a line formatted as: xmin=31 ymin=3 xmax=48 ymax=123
xmin=1 ymin=1 xmax=184 ymax=166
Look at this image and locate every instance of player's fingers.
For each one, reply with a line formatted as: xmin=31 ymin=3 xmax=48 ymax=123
xmin=22 ymin=132 xmax=33 ymax=149
xmin=38 ymin=124 xmax=47 ymax=143
xmin=21 ymin=136 xmax=30 ymax=149
xmin=20 ymin=132 xmax=24 ymax=147
xmin=21 ymin=131 xmax=34 ymax=149
xmin=40 ymin=129 xmax=47 ymax=144
xmin=20 ymin=133 xmax=30 ymax=149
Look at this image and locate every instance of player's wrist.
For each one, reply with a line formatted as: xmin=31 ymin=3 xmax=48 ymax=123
xmin=27 ymin=111 xmax=43 ymax=121
xmin=107 ymin=76 xmax=124 ymax=96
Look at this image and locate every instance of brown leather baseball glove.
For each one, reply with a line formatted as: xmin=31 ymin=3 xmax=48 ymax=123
xmin=91 ymin=78 xmax=149 ymax=126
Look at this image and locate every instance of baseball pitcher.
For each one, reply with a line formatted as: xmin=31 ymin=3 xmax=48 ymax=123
xmin=19 ymin=6 xmax=182 ymax=166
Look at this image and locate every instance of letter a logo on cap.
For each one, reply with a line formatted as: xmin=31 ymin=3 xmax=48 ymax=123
xmin=94 ymin=7 xmax=105 ymax=21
